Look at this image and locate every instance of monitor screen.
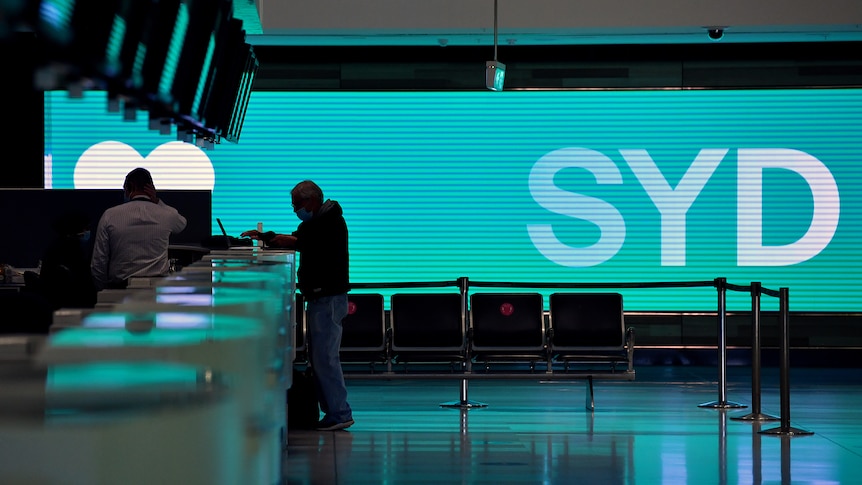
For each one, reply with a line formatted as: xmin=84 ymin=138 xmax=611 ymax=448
xmin=198 ymin=17 xmax=257 ymax=143
xmin=170 ymin=0 xmax=232 ymax=127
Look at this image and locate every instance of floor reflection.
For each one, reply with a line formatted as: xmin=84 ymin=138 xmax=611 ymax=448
xmin=284 ymin=366 xmax=862 ymax=484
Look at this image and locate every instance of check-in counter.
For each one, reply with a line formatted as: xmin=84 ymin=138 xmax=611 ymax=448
xmin=161 ymin=260 xmax=296 ymax=447
xmin=96 ymin=288 xmax=137 ymax=306
xmin=98 ymin=286 xmax=283 ymax=371
xmin=203 ymin=248 xmax=295 ymax=265
xmin=0 ymin=360 xmax=243 ymax=485
xmin=116 ymin=282 xmax=291 ymax=452
xmin=0 ymin=334 xmax=46 ymax=363
xmin=93 ymin=277 xmax=173 ymax=307
xmin=162 ymin=268 xmax=289 ymax=298
xmin=181 ymin=256 xmax=297 ymax=365
xmin=187 ymin=251 xmax=295 ymax=291
xmin=52 ymin=308 xmax=99 ymax=333
xmin=158 ymin=269 xmax=295 ymax=371
xmin=35 ymin=310 xmax=278 ymax=485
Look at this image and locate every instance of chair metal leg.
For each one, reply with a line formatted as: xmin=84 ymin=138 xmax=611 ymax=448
xmin=585 ymin=376 xmax=595 ymax=412
xmin=440 ymin=378 xmax=487 ymax=408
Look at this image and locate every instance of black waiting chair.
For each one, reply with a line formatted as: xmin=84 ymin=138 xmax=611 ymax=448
xmin=469 ymin=292 xmax=549 ymax=372
xmin=389 ymin=292 xmax=467 ymax=372
xmin=340 ymin=293 xmax=389 ymax=371
xmin=548 ymin=292 xmax=634 ymax=410
xmin=548 ymin=292 xmax=634 ymax=372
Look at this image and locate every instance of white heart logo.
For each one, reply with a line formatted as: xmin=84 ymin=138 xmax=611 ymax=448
xmin=73 ymin=141 xmax=215 ymax=190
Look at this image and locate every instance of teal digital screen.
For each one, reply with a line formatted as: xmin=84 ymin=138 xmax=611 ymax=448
xmin=44 ymin=89 xmax=862 ymax=312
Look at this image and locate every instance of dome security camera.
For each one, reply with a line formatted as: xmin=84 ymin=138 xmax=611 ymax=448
xmin=707 ymin=28 xmax=725 ymax=41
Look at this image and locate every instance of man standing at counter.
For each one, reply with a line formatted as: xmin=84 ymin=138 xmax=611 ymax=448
xmin=91 ymin=167 xmax=187 ymax=290
xmin=242 ymin=180 xmax=354 ymax=431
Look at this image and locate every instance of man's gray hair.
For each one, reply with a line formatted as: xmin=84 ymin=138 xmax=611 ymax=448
xmin=292 ymin=180 xmax=324 ymax=203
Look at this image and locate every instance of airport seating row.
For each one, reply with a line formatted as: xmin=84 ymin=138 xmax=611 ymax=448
xmin=294 ymin=283 xmax=636 ymax=410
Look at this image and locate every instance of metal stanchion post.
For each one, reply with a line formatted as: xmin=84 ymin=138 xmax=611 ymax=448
xmin=441 ymin=277 xmax=487 ymax=409
xmin=732 ymin=281 xmax=778 ymax=422
xmin=440 ymin=377 xmax=487 ymax=409
xmin=700 ymin=277 xmax=746 ymax=409
xmin=460 ymin=277 xmax=473 ymax=374
xmin=760 ymin=287 xmax=812 ymax=436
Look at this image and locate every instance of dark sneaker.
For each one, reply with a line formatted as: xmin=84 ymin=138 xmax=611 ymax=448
xmin=316 ymin=418 xmax=354 ymax=431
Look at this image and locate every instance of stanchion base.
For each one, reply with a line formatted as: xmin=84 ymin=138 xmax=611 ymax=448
xmin=730 ymin=411 xmax=780 ymax=422
xmin=759 ymin=425 xmax=814 ymax=436
xmin=698 ymin=400 xmax=748 ymax=409
xmin=440 ymin=400 xmax=488 ymax=409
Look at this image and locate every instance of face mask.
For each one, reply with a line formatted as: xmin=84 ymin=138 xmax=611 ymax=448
xmin=296 ymin=207 xmax=313 ymax=222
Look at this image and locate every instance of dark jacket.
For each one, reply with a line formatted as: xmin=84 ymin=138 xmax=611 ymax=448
xmin=291 ymin=199 xmax=350 ymax=300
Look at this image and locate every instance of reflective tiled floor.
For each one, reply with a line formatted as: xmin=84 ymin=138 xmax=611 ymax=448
xmin=284 ymin=365 xmax=862 ymax=484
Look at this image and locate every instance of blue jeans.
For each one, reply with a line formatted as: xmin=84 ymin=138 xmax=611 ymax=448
xmin=306 ymin=293 xmax=352 ymax=423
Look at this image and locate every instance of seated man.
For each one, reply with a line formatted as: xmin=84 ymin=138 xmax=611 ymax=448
xmin=91 ymin=167 xmax=187 ymax=290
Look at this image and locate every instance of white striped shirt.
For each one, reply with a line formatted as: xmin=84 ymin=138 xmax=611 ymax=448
xmin=90 ymin=197 xmax=187 ymax=290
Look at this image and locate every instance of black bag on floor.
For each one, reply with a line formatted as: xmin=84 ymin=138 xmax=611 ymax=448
xmin=288 ymin=367 xmax=320 ymax=430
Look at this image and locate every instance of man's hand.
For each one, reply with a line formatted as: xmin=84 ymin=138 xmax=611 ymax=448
xmin=143 ymin=183 xmax=159 ymax=204
xmin=240 ymin=231 xmax=296 ymax=248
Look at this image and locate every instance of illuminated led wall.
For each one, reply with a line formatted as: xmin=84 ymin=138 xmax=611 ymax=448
xmin=45 ymin=89 xmax=862 ymax=311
